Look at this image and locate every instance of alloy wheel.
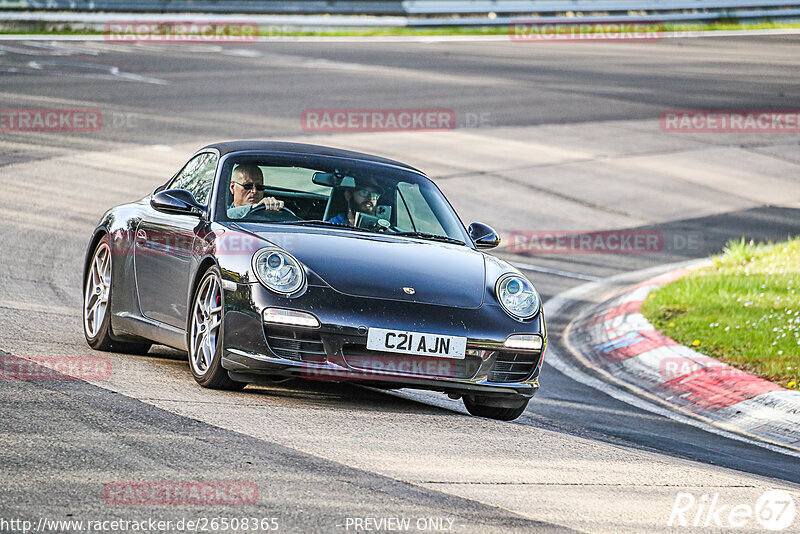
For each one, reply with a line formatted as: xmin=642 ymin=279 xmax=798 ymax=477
xmin=84 ymin=242 xmax=111 ymax=339
xmin=189 ymin=273 xmax=223 ymax=376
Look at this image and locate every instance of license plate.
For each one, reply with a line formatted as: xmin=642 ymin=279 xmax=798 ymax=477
xmin=366 ymin=328 xmax=467 ymax=359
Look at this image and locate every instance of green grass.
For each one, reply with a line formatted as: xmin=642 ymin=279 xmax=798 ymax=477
xmin=641 ymin=238 xmax=800 ymax=389
xmin=2 ymin=20 xmax=800 ymax=37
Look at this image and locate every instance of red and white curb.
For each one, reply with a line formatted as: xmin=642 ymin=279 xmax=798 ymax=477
xmin=569 ymin=265 xmax=800 ymax=452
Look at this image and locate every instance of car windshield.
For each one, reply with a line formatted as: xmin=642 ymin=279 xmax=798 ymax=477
xmin=215 ymin=154 xmax=469 ymax=245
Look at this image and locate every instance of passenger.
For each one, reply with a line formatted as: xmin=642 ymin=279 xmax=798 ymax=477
xmin=327 ymin=178 xmax=383 ymax=226
xmin=227 ymin=164 xmax=284 ymax=219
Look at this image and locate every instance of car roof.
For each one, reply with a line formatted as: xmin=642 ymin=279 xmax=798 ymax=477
xmin=201 ymin=141 xmax=425 ymax=175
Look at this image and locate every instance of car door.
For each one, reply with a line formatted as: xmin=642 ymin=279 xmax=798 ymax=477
xmin=134 ymin=152 xmax=218 ymax=328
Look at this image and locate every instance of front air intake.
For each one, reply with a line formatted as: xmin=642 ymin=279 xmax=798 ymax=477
xmin=264 ymin=326 xmax=326 ymax=362
xmin=488 ymin=351 xmax=539 ymax=383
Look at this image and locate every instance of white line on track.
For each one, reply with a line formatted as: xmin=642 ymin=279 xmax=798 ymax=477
xmin=25 ymin=59 xmax=168 ymax=84
xmin=511 ymin=261 xmax=603 ymax=281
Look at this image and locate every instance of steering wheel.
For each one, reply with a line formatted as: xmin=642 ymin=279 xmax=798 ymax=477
xmin=246 ymin=203 xmax=300 ymax=220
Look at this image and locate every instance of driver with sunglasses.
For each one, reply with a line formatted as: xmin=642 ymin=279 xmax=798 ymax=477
xmin=226 ymin=164 xmax=284 ymax=219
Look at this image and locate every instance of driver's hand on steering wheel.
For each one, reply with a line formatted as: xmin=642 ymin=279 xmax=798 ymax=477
xmin=252 ymin=197 xmax=284 ymax=211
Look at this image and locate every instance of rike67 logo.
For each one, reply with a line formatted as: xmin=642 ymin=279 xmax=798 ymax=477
xmin=669 ymin=489 xmax=796 ymax=531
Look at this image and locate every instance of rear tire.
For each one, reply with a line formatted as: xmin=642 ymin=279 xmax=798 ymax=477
xmin=188 ymin=266 xmax=245 ymax=390
xmin=83 ymin=236 xmax=151 ymax=354
xmin=463 ymin=395 xmax=530 ymax=421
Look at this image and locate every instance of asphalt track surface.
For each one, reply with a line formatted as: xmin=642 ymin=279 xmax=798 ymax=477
xmin=1 ymin=36 xmax=799 ymax=532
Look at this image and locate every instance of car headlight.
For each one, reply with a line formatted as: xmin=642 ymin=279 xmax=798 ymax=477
xmin=496 ymin=274 xmax=540 ymax=320
xmin=252 ymin=248 xmax=305 ymax=296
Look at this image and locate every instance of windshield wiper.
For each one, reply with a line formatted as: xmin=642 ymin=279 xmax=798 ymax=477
xmin=273 ymin=221 xmax=465 ymax=245
xmin=391 ymin=231 xmax=465 ymax=245
xmin=274 ymin=220 xmax=365 ymax=231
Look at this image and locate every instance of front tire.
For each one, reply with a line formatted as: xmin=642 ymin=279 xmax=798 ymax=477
xmin=463 ymin=395 xmax=530 ymax=421
xmin=83 ymin=236 xmax=151 ymax=354
xmin=188 ymin=266 xmax=245 ymax=390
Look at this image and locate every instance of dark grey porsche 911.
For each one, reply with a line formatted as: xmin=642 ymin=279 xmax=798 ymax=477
xmin=83 ymin=141 xmax=546 ymax=420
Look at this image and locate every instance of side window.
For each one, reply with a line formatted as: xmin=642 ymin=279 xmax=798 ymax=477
xmin=170 ymin=152 xmax=218 ymax=206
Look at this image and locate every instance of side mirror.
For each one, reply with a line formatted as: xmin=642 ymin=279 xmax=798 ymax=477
xmin=468 ymin=222 xmax=500 ymax=249
xmin=151 ymin=189 xmax=206 ymax=216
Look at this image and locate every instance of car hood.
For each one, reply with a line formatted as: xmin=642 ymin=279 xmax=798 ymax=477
xmin=242 ymin=227 xmax=486 ymax=309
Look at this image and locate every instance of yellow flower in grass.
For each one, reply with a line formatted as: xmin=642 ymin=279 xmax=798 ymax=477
xmin=692 ymin=340 xmax=701 ymax=346
xmin=788 ymin=381 xmax=797 ymax=389
xmin=668 ymin=322 xmax=675 ymax=327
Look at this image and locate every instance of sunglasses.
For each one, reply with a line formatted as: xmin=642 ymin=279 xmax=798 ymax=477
xmin=354 ymin=188 xmax=381 ymax=199
xmin=233 ymin=181 xmax=267 ymax=192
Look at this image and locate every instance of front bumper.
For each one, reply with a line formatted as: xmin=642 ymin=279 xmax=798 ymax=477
xmin=220 ymin=283 xmax=546 ymax=398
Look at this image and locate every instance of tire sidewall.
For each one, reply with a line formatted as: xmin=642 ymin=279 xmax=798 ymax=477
xmin=463 ymin=394 xmax=529 ymax=421
xmin=188 ymin=266 xmax=226 ymax=386
xmin=84 ymin=235 xmax=113 ymax=349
